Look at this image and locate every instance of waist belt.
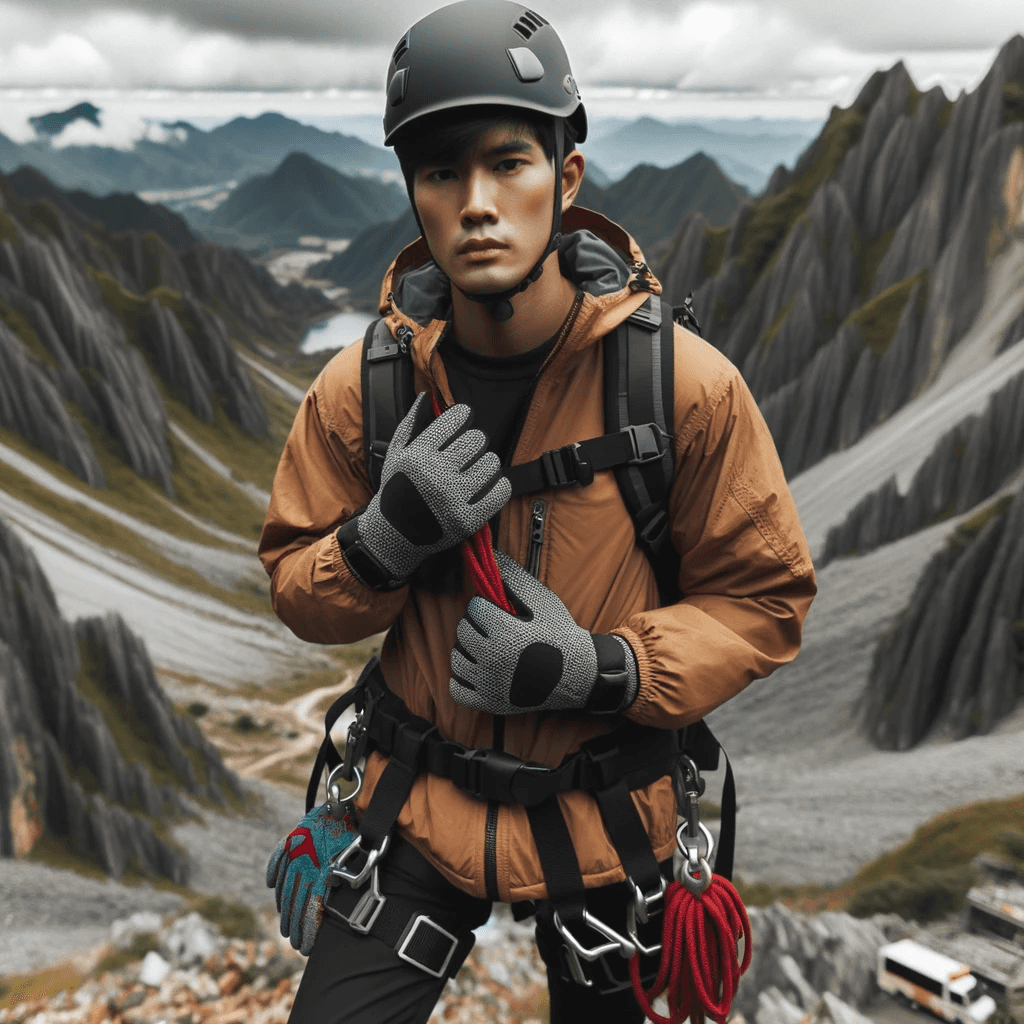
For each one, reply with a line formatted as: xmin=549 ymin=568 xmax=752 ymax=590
xmin=307 ymin=658 xmax=721 ymax=812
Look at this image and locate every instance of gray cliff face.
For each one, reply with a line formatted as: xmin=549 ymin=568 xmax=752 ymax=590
xmin=140 ymin=299 xmax=215 ymax=424
xmin=0 ymin=172 xmax=321 ymax=488
xmin=735 ymin=903 xmax=906 ymax=1024
xmin=656 ymin=36 xmax=1024 ymax=479
xmin=910 ymin=122 xmax=1024 ymax=390
xmin=821 ymin=365 xmax=1024 ymax=564
xmin=0 ymin=515 xmax=243 ymax=880
xmin=0 ymin=317 xmax=106 ymax=486
xmin=861 ymin=484 xmax=1024 ymax=750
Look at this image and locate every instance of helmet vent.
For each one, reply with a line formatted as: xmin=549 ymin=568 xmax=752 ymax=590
xmin=392 ymin=32 xmax=410 ymax=65
xmin=512 ymin=10 xmax=548 ymax=39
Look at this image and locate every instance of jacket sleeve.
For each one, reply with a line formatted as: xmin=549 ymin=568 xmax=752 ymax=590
xmin=258 ymin=342 xmax=408 ymax=644
xmin=614 ymin=330 xmax=817 ymax=729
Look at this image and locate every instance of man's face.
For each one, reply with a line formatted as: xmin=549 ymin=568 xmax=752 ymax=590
xmin=412 ymin=122 xmax=554 ymax=296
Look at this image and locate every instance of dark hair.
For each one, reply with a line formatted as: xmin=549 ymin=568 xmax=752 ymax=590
xmin=393 ymin=104 xmax=577 ymax=191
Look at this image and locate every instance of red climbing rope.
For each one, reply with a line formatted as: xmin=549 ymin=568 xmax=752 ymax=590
xmin=430 ymin=393 xmax=515 ymax=615
xmin=630 ymin=876 xmax=752 ymax=1024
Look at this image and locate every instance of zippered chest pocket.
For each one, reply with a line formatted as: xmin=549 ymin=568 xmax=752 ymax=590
xmin=526 ymin=499 xmax=546 ymax=578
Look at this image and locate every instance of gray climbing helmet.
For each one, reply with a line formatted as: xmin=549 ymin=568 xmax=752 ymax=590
xmin=383 ymin=0 xmax=588 ymax=321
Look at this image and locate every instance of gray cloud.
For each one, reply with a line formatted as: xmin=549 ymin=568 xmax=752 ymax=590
xmin=0 ymin=0 xmax=1017 ymax=97
xmin=5 ymin=0 xmax=1020 ymax=52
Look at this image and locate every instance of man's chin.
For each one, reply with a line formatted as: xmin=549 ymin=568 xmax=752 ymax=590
xmin=451 ymin=273 xmax=521 ymax=297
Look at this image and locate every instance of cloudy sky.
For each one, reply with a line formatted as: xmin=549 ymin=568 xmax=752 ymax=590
xmin=0 ymin=0 xmax=1019 ymax=143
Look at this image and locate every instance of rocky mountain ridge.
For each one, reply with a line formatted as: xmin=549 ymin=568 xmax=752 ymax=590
xmin=861 ymin=479 xmax=1024 ymax=750
xmin=0 ymin=515 xmax=243 ymax=882
xmin=821 ymin=363 xmax=1024 ymax=566
xmin=658 ymin=39 xmax=1024 ymax=484
xmin=0 ymin=166 xmax=332 ymax=494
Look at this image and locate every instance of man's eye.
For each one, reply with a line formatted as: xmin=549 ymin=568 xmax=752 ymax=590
xmin=496 ymin=158 xmax=524 ymax=172
xmin=426 ymin=168 xmax=457 ymax=181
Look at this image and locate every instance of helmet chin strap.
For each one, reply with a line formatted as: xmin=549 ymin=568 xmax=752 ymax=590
xmin=405 ymin=122 xmax=567 ymax=324
xmin=458 ymin=122 xmax=566 ymax=323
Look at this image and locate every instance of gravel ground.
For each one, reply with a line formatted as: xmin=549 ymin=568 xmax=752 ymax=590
xmin=0 ymin=779 xmax=302 ymax=976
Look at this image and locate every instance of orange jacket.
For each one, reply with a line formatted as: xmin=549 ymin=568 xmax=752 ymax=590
xmin=259 ymin=207 xmax=817 ymax=903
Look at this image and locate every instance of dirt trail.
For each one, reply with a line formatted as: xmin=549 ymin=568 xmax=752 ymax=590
xmin=235 ymin=677 xmax=355 ymax=779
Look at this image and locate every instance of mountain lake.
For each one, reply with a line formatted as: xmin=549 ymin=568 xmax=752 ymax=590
xmin=301 ymin=310 xmax=376 ymax=353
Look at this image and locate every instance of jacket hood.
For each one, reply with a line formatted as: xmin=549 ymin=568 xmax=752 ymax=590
xmin=377 ymin=206 xmax=660 ymax=327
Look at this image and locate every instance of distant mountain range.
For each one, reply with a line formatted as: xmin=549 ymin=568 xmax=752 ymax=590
xmin=584 ymin=116 xmax=821 ymax=192
xmin=0 ymin=109 xmax=399 ymax=199
xmin=6 ymin=165 xmax=200 ymax=251
xmin=314 ymin=152 xmax=746 ymax=310
xmin=195 ymin=152 xmax=408 ymax=252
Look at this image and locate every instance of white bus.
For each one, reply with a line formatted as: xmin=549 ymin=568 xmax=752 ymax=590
xmin=878 ymin=939 xmax=997 ymax=1024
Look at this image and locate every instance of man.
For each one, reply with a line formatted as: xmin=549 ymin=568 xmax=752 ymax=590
xmin=259 ymin=2 xmax=817 ymax=1021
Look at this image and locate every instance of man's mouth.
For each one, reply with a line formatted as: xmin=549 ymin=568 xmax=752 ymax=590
xmin=458 ymin=238 xmax=508 ymax=254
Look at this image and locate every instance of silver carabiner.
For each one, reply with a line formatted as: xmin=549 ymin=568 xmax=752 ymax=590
xmin=326 ymin=763 xmax=363 ymax=820
xmin=553 ymin=909 xmax=637 ymax=961
xmin=629 ymin=875 xmax=667 ymax=925
xmin=330 ymin=832 xmax=391 ymax=889
xmin=676 ymin=819 xmax=715 ymax=871
xmin=682 ymin=856 xmax=713 ymax=896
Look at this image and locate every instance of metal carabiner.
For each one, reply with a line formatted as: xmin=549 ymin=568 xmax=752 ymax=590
xmin=676 ymin=819 xmax=715 ymax=868
xmin=330 ymin=833 xmax=391 ymax=889
xmin=625 ymin=901 xmax=663 ymax=957
xmin=326 ymin=763 xmax=363 ymax=820
xmin=676 ymin=819 xmax=715 ymax=896
xmin=553 ymin=909 xmax=637 ymax=962
xmin=629 ymin=875 xmax=667 ymax=925
xmin=344 ymin=864 xmax=387 ymax=934
xmin=682 ymin=856 xmax=713 ymax=895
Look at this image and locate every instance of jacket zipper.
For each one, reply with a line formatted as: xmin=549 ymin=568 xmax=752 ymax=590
xmin=526 ymin=499 xmax=547 ymax=577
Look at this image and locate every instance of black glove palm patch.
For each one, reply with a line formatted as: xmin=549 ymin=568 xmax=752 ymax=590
xmin=451 ymin=552 xmax=611 ymax=715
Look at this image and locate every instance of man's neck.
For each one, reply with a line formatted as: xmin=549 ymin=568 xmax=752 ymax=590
xmin=449 ymin=249 xmax=577 ymax=356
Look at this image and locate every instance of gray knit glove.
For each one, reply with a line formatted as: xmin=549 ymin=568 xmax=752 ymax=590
xmin=449 ymin=552 xmax=639 ymax=715
xmin=346 ymin=392 xmax=510 ymax=587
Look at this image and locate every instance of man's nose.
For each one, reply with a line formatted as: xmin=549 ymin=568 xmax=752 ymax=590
xmin=460 ymin=169 xmax=498 ymax=225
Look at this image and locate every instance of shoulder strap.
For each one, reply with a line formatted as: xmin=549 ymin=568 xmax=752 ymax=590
xmin=361 ymin=317 xmax=416 ymax=489
xmin=604 ymin=295 xmax=680 ymax=605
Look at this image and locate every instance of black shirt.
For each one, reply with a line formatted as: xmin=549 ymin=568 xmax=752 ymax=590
xmin=440 ymin=331 xmax=558 ymax=463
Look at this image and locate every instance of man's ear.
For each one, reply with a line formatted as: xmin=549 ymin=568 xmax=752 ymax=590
xmin=561 ymin=149 xmax=585 ymax=212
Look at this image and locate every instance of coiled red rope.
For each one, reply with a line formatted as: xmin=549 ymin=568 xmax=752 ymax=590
xmin=630 ymin=876 xmax=752 ymax=1024
xmin=430 ymin=394 xmax=514 ymax=614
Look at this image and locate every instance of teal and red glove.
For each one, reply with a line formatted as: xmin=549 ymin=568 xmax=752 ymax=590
xmin=265 ymin=803 xmax=357 ymax=955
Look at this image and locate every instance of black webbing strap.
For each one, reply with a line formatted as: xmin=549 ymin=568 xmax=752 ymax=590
xmin=594 ymin=781 xmax=663 ymax=898
xmin=304 ymin=658 xmax=380 ymax=813
xmin=715 ymin=751 xmax=737 ymax=880
xmin=604 ymin=295 xmax=679 ymax=604
xmin=361 ymin=318 xmax=416 ymax=490
xmin=503 ymin=422 xmax=669 ymax=497
xmin=527 ymin=798 xmax=587 ymax=925
xmin=327 ymin=885 xmax=468 ymax=979
xmin=356 ymin=715 xmax=437 ymax=851
xmin=357 ymin=664 xmax=685 ymax=806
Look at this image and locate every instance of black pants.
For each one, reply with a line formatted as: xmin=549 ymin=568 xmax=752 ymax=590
xmin=288 ymin=836 xmax=660 ymax=1024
